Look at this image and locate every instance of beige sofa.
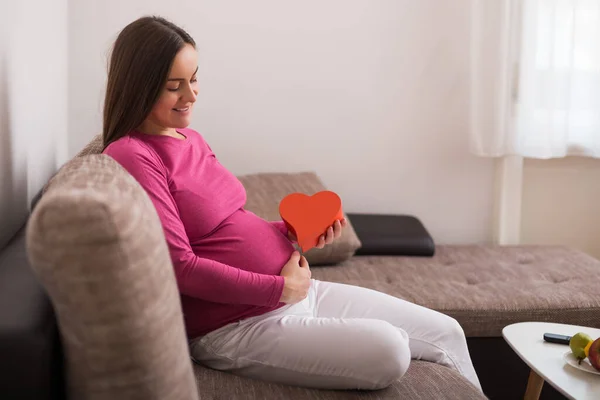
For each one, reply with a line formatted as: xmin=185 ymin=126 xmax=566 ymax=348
xmin=22 ymin=135 xmax=600 ymax=400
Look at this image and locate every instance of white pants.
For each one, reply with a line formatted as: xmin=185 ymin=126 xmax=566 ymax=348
xmin=190 ymin=280 xmax=482 ymax=391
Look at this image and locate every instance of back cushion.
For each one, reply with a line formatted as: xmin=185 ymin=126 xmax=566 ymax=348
xmin=26 ymin=154 xmax=198 ymax=400
xmin=239 ymin=172 xmax=362 ymax=266
xmin=75 ymin=133 xmax=104 ymax=157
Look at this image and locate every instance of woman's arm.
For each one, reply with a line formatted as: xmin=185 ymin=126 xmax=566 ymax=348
xmin=105 ymin=143 xmax=284 ymax=307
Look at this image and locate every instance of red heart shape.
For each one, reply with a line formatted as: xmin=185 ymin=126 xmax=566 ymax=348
xmin=279 ymin=191 xmax=344 ymax=252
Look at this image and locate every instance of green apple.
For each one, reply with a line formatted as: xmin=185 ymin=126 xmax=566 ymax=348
xmin=570 ymin=332 xmax=593 ymax=360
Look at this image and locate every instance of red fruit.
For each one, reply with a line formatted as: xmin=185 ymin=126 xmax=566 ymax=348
xmin=588 ymin=337 xmax=600 ymax=371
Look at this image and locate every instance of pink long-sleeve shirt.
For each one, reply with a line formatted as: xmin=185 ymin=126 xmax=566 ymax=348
xmin=103 ymin=128 xmax=292 ymax=338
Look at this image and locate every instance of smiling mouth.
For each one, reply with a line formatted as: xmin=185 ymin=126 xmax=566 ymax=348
xmin=173 ymin=107 xmax=190 ymax=112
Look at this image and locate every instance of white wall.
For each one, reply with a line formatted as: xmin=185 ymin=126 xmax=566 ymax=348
xmin=68 ymin=0 xmax=496 ymax=244
xmin=521 ymin=158 xmax=600 ymax=259
xmin=0 ymin=0 xmax=68 ymax=248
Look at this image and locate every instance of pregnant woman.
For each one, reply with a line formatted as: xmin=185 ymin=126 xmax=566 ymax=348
xmin=102 ymin=15 xmax=481 ymax=392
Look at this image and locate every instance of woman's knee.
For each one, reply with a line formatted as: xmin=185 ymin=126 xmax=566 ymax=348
xmin=441 ymin=315 xmax=467 ymax=344
xmin=368 ymin=321 xmax=411 ymax=389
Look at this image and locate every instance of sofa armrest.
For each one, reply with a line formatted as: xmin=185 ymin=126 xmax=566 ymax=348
xmin=27 ymin=155 xmax=198 ymax=400
xmin=346 ymin=213 xmax=435 ymax=257
xmin=0 ymin=224 xmax=64 ymax=399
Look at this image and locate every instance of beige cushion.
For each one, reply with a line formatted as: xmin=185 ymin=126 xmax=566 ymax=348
xmin=40 ymin=134 xmax=104 ymax=197
xmin=75 ymin=134 xmax=104 ymax=157
xmin=311 ymin=245 xmax=600 ymax=337
xmin=238 ymin=172 xmax=362 ymax=266
xmin=26 ymin=154 xmax=198 ymax=400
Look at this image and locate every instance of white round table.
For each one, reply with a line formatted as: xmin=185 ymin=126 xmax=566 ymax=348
xmin=502 ymin=322 xmax=600 ymax=400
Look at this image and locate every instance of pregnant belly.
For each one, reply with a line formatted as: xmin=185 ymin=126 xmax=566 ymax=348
xmin=191 ymin=209 xmax=295 ymax=276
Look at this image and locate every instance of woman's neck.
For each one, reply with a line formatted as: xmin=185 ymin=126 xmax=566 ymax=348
xmin=137 ymin=120 xmax=179 ymax=138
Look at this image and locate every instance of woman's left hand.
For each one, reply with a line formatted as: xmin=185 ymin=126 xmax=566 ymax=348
xmin=286 ymin=219 xmax=347 ymax=247
xmin=315 ymin=218 xmax=347 ymax=249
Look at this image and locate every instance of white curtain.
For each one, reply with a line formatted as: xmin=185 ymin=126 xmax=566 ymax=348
xmin=470 ymin=0 xmax=600 ymax=158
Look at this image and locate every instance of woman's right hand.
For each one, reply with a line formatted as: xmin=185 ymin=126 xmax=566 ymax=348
xmin=279 ymin=251 xmax=311 ymax=304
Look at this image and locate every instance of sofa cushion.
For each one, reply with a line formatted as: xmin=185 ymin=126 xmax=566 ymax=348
xmin=75 ymin=133 xmax=104 ymax=157
xmin=348 ymin=214 xmax=435 ymax=257
xmin=33 ymin=134 xmax=105 ymax=211
xmin=311 ymin=245 xmax=600 ymax=337
xmin=26 ymin=154 xmax=198 ymax=400
xmin=192 ymin=360 xmax=485 ymax=400
xmin=238 ymin=172 xmax=362 ymax=266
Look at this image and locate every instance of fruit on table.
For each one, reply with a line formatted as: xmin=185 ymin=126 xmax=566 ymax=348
xmin=585 ymin=341 xmax=593 ymax=358
xmin=570 ymin=332 xmax=593 ymax=361
xmin=588 ymin=337 xmax=600 ymax=371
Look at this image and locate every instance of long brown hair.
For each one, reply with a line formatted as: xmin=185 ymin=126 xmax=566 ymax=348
xmin=102 ymin=16 xmax=195 ymax=150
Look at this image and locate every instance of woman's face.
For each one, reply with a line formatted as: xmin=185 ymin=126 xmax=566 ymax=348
xmin=145 ymin=44 xmax=199 ymax=132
